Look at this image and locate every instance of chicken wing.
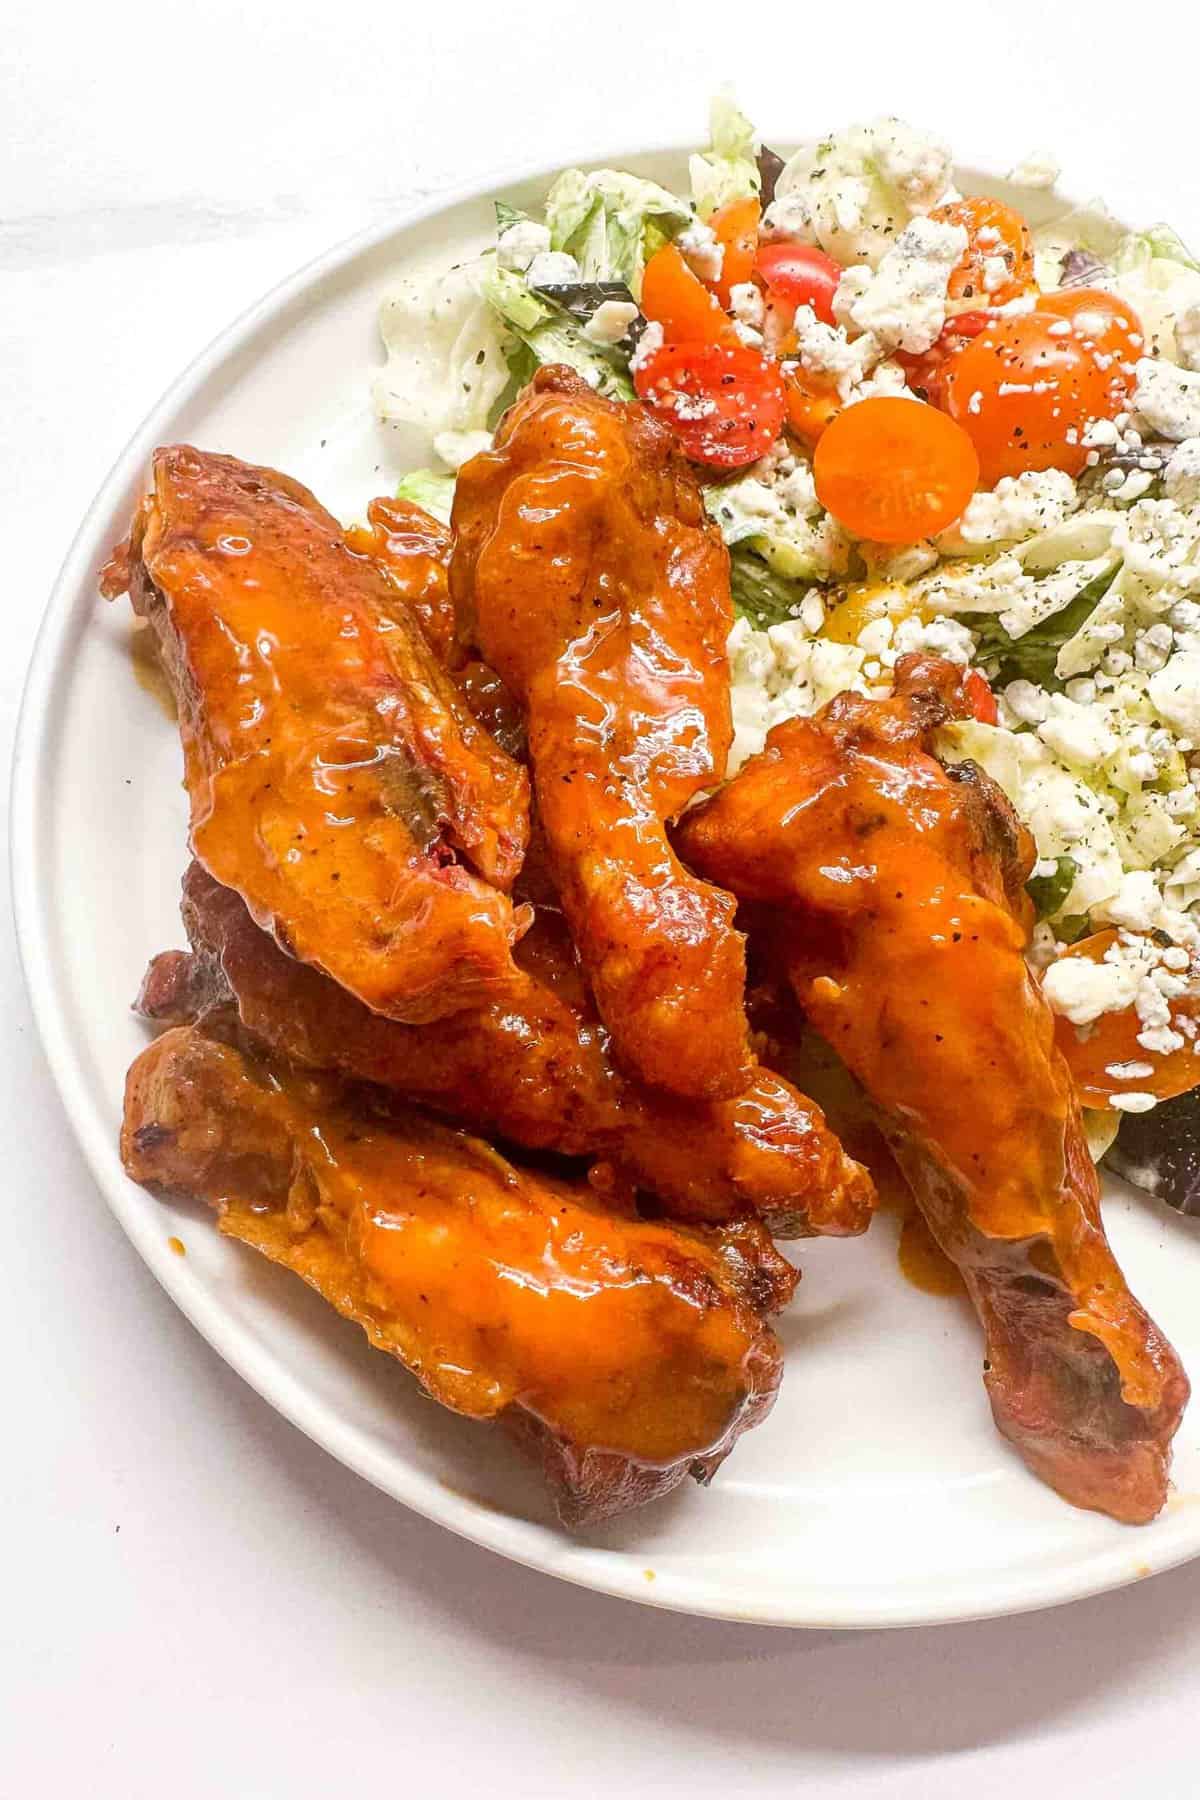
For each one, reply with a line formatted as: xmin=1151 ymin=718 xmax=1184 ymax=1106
xmin=347 ymin=492 xmax=526 ymax=758
xmin=122 ymin=1025 xmax=794 ymax=1526
xmin=136 ymin=861 xmax=873 ymax=1238
xmin=101 ymin=448 xmax=530 ymax=1023
xmin=678 ymin=655 xmax=1189 ymax=1522
xmin=452 ymin=366 xmax=752 ymax=1101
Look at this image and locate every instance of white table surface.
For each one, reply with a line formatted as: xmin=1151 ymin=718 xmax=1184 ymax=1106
xmin=5 ymin=2 xmax=1200 ymax=1791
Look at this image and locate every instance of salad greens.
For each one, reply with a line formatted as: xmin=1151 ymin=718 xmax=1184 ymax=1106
xmin=689 ymin=93 xmax=760 ymax=220
xmin=544 ymin=168 xmax=691 ymax=291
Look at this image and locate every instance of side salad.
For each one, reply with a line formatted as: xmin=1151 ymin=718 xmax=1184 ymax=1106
xmin=372 ymin=95 xmax=1200 ymax=1196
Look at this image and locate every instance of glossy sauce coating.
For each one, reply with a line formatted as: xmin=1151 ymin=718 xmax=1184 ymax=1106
xmin=452 ymin=366 xmax=753 ymax=1102
xmin=102 ymin=449 xmax=530 ymax=1023
xmin=121 ymin=1027 xmax=793 ymax=1524
xmin=679 ymin=655 xmax=1188 ymax=1523
xmin=137 ymin=861 xmax=874 ymax=1238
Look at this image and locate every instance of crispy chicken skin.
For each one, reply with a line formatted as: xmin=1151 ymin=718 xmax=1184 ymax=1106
xmin=678 ymin=655 xmax=1189 ymax=1523
xmin=122 ymin=1026 xmax=794 ymax=1526
xmin=101 ymin=448 xmax=530 ymax=1023
xmin=452 ymin=366 xmax=753 ymax=1102
xmin=136 ymin=862 xmax=874 ymax=1238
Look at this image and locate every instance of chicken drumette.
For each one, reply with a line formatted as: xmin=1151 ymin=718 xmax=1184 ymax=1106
xmin=122 ymin=1025 xmax=795 ymax=1526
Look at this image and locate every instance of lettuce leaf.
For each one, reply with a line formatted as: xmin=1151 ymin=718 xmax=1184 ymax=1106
xmin=395 ymin=468 xmax=455 ymax=524
xmin=543 ymin=168 xmax=691 ymax=293
xmin=689 ymin=92 xmax=761 ymax=220
xmin=729 ymin=546 xmax=808 ymax=629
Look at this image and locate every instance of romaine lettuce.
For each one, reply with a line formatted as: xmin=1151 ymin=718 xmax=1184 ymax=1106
xmin=394 ymin=468 xmax=456 ymax=524
xmin=543 ymin=168 xmax=691 ymax=294
xmin=689 ymin=93 xmax=760 ymax=220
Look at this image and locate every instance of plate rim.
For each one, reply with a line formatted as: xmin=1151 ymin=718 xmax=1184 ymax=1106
xmin=13 ymin=139 xmax=1200 ymax=1631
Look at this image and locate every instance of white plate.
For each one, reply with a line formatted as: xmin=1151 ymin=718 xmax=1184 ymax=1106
xmin=14 ymin=145 xmax=1200 ymax=1630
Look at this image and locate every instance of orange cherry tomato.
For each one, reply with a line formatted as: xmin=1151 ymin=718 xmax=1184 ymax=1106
xmin=929 ymin=196 xmax=1034 ymax=308
xmin=640 ymin=243 xmax=741 ymax=349
xmin=1052 ymin=929 xmax=1200 ymax=1107
xmin=634 ymin=342 xmax=785 ymax=468
xmin=964 ymin=668 xmax=998 ymax=724
xmin=783 ymin=369 xmax=843 ymax=448
xmin=812 ymin=396 xmax=980 ymax=543
xmin=756 ymin=242 xmax=843 ymax=326
xmin=936 ymin=289 xmax=1145 ymax=486
xmin=709 ymin=196 xmax=761 ymax=310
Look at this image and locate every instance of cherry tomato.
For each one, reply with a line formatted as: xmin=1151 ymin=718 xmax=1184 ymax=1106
xmin=812 ymin=396 xmax=980 ymax=543
xmin=640 ymin=243 xmax=741 ymax=349
xmin=634 ymin=343 xmax=786 ymax=469
xmin=821 ymin=581 xmax=923 ymax=646
xmin=1051 ymin=929 xmax=1200 ymax=1107
xmin=783 ymin=369 xmax=842 ymax=448
xmin=756 ymin=242 xmax=843 ymax=326
xmin=964 ymin=668 xmax=998 ymax=725
xmin=929 ymin=197 xmax=1034 ymax=309
xmin=936 ymin=289 xmax=1145 ymax=485
xmin=709 ymin=196 xmax=761 ymax=310
xmin=898 ymin=315 xmax=990 ymax=401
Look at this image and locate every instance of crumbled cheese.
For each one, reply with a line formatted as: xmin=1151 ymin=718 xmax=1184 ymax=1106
xmin=1042 ymin=954 xmax=1141 ymax=1026
xmin=1133 ymin=357 xmax=1200 ymax=442
xmin=938 ymin=469 xmax=1079 ymax=553
xmin=1164 ymin=439 xmax=1200 ymax=507
xmin=677 ymin=219 xmax=724 ymax=283
xmin=1007 ymin=149 xmax=1060 ymax=189
xmin=496 ymin=219 xmax=552 ymax=272
xmin=584 ymin=300 xmax=639 ymax=345
xmin=630 ymin=319 xmax=664 ymax=373
xmin=981 ymin=254 xmax=1009 ymax=295
xmin=1176 ymin=302 xmax=1200 ymax=374
xmin=765 ymin=118 xmax=953 ymax=269
xmin=1109 ymin=1092 xmax=1158 ymax=1113
xmin=729 ymin=282 xmax=765 ymax=331
xmin=836 ymin=216 xmax=968 ymax=354
xmin=1036 ymin=693 xmax=1120 ymax=766
xmin=1106 ymin=1060 xmax=1155 ymax=1081
xmin=525 ymin=250 xmax=582 ymax=288
xmin=1149 ymin=650 xmax=1200 ymax=738
xmin=786 ymin=307 xmax=882 ymax=400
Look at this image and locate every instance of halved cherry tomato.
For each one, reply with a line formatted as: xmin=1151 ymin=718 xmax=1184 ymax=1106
xmin=1052 ymin=929 xmax=1200 ymax=1107
xmin=812 ymin=396 xmax=980 ymax=543
xmin=929 ymin=196 xmax=1034 ymax=309
xmin=899 ymin=313 xmax=992 ymax=400
xmin=936 ymin=289 xmax=1145 ymax=485
xmin=709 ymin=196 xmax=761 ymax=310
xmin=640 ymin=243 xmax=741 ymax=348
xmin=634 ymin=342 xmax=786 ymax=469
xmin=783 ymin=368 xmax=843 ymax=447
xmin=756 ymin=243 xmax=843 ymax=326
xmin=964 ymin=668 xmax=998 ymax=725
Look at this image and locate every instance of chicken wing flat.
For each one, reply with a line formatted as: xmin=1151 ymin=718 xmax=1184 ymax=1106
xmin=101 ymin=448 xmax=530 ymax=1023
xmin=452 ymin=365 xmax=752 ymax=1101
xmin=678 ymin=655 xmax=1188 ymax=1522
xmin=122 ymin=1025 xmax=794 ymax=1526
xmin=136 ymin=861 xmax=873 ymax=1238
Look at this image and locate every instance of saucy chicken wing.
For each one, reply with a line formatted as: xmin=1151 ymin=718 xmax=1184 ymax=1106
xmin=102 ymin=448 xmax=530 ymax=1023
xmin=452 ymin=366 xmax=752 ymax=1101
xmin=678 ymin=655 xmax=1189 ymax=1523
xmin=136 ymin=862 xmax=874 ymax=1238
xmin=122 ymin=1025 xmax=794 ymax=1525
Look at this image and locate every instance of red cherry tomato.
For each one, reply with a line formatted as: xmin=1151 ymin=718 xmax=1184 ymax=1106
xmin=756 ymin=243 xmax=843 ymax=326
xmin=634 ymin=343 xmax=786 ymax=469
xmin=936 ymin=289 xmax=1145 ymax=485
xmin=964 ymin=668 xmax=998 ymax=725
xmin=812 ymin=396 xmax=979 ymax=543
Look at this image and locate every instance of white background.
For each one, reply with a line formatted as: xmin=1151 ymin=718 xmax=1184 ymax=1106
xmin=5 ymin=2 xmax=1200 ymax=1791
